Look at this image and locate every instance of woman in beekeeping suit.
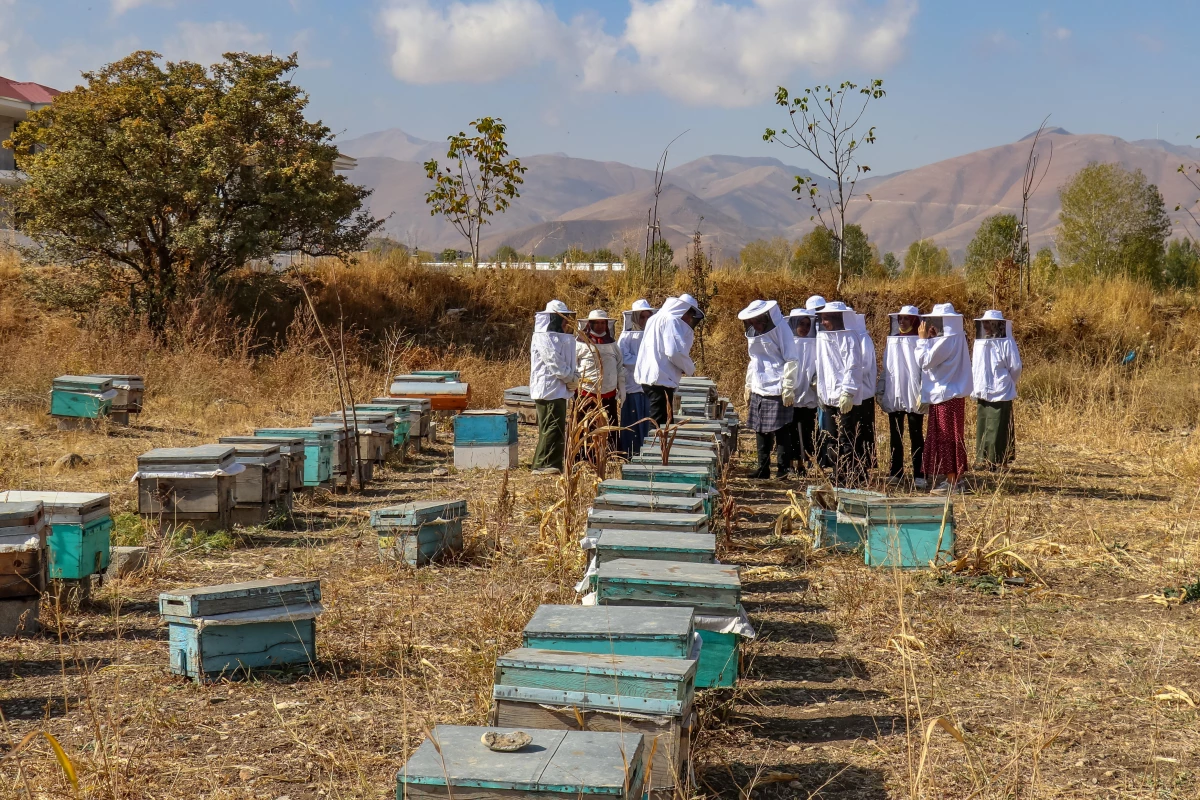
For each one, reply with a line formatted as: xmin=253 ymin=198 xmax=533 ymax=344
xmin=740 ymin=300 xmax=800 ymax=480
xmin=530 ymin=300 xmax=579 ymax=475
xmin=845 ymin=306 xmax=878 ymax=476
xmin=633 ymin=293 xmax=705 ymax=426
xmin=971 ymin=309 xmax=1022 ymax=469
xmin=785 ymin=307 xmax=819 ymax=471
xmin=617 ymin=299 xmax=656 ymax=456
xmin=815 ymin=301 xmax=865 ymax=486
xmin=881 ymin=306 xmax=926 ymax=488
xmin=576 ymin=309 xmax=624 ymax=463
xmin=916 ymin=302 xmax=973 ymax=494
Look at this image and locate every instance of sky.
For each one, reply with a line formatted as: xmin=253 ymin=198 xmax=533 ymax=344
xmin=2 ymin=0 xmax=1199 ymax=174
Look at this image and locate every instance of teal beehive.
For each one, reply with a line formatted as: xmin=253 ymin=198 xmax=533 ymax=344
xmin=49 ymin=375 xmax=114 ymax=420
xmin=597 ymin=479 xmax=701 ymax=500
xmin=254 ymin=427 xmax=333 ymax=488
xmin=838 ymin=495 xmax=955 ymax=569
xmin=596 ymin=530 xmax=716 ymax=565
xmin=591 ymin=493 xmax=706 ymax=516
xmin=522 ymin=605 xmax=697 ymax=660
xmin=0 ymin=491 xmax=110 ymax=580
xmin=370 ymin=500 xmax=469 ymax=566
xmin=453 ymin=410 xmax=518 ymax=446
xmin=587 ymin=509 xmax=709 ymax=536
xmin=806 ymin=486 xmax=886 ymax=551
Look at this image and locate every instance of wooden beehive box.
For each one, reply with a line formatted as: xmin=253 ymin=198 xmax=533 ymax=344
xmin=411 ymin=370 xmax=461 ymax=382
xmin=0 ymin=501 xmax=48 ymax=600
xmin=50 ymin=375 xmax=114 ymax=422
xmin=397 ymin=726 xmax=646 ymax=800
xmin=806 ymin=486 xmax=885 ymax=551
xmin=369 ymin=500 xmax=469 ymax=566
xmin=619 ymin=464 xmax=714 ymax=510
xmin=353 ymin=405 xmax=412 ymax=451
xmin=838 ymin=495 xmax=955 ymax=569
xmin=628 ymin=453 xmax=717 ymax=479
xmin=522 ymin=604 xmax=697 ymax=660
xmin=220 ymin=442 xmax=282 ymax=526
xmin=313 ymin=411 xmax=394 ymax=465
xmin=637 ymin=445 xmax=721 ymax=469
xmin=453 ymin=410 xmax=518 ymax=470
xmin=92 ymin=374 xmax=144 ymax=423
xmin=220 ymin=436 xmax=305 ymax=503
xmin=587 ymin=509 xmax=708 ymax=536
xmin=389 ymin=374 xmax=471 ymax=412
xmin=491 ymin=648 xmax=695 ymax=797
xmin=502 ymin=386 xmax=537 ymax=424
xmin=596 ymin=531 xmax=716 ymax=566
xmin=591 ymin=493 xmax=706 ymax=516
xmin=254 ymin=427 xmax=332 ymax=489
xmin=597 ymin=479 xmax=701 ymax=500
xmin=136 ymin=445 xmax=238 ymax=532
xmin=159 ymin=578 xmax=322 ymax=682
xmin=373 ymin=396 xmax=432 ymax=443
xmin=0 ymin=491 xmax=110 ymax=581
xmin=306 ymin=423 xmax=365 ymax=487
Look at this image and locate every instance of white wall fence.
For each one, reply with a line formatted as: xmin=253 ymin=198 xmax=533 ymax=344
xmin=423 ymin=261 xmax=626 ymax=272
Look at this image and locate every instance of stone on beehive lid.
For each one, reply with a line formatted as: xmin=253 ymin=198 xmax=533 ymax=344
xmin=587 ymin=509 xmax=708 ymax=536
xmin=0 ymin=501 xmax=48 ymax=601
xmin=596 ymin=531 xmax=716 ymax=566
xmin=397 ymin=726 xmax=646 ymax=800
xmin=491 ymin=648 xmax=695 ymax=796
xmin=254 ymin=427 xmax=332 ymax=488
xmin=595 ymin=559 xmax=739 ymax=616
xmin=0 ymin=491 xmax=110 ymax=580
xmin=370 ymin=500 xmax=468 ymax=566
xmin=522 ymin=604 xmax=697 ymax=660
xmin=135 ymin=445 xmax=239 ymax=532
xmin=50 ymin=375 xmax=115 ymax=421
xmin=159 ymin=578 xmax=322 ymax=682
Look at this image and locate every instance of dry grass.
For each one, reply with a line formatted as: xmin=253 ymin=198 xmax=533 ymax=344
xmin=1 ymin=257 xmax=1199 ymax=798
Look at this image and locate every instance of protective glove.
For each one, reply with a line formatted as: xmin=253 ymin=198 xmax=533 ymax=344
xmin=565 ymin=373 xmax=580 ymax=392
xmin=837 ymin=392 xmax=854 ymax=414
xmin=782 ymin=391 xmax=795 ymax=408
xmin=781 ymin=361 xmax=799 ymax=407
xmin=915 ymin=400 xmax=927 ymax=414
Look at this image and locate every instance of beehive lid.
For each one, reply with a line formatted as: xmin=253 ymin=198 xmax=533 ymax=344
xmin=222 ymin=441 xmax=281 ymax=459
xmin=221 ymin=435 xmax=305 ymax=452
xmin=597 ymin=479 xmax=700 ymax=496
xmin=412 ymin=370 xmax=462 ymax=381
xmin=371 ymin=397 xmax=429 ymax=411
xmin=159 ymin=577 xmax=320 ymax=618
xmin=399 ymin=726 xmax=644 ymax=796
xmin=370 ymin=499 xmax=468 ymax=526
xmin=524 ymin=605 xmax=694 ymax=640
xmin=588 ymin=509 xmax=707 ymax=529
xmin=0 ymin=491 xmax=109 ymax=517
xmin=597 ymin=530 xmax=716 ymax=555
xmin=315 ymin=410 xmax=394 ymax=422
xmin=593 ymin=494 xmax=705 ymax=514
xmin=392 ymin=374 xmax=447 ymax=383
xmin=597 ymin=559 xmax=739 ymax=591
xmin=389 ymin=381 xmax=470 ymax=396
xmin=307 ymin=423 xmax=348 ymax=440
xmin=138 ymin=445 xmax=235 ymax=468
xmin=93 ymin=374 xmax=144 ymax=389
xmin=254 ymin=427 xmax=334 ymax=442
xmin=0 ymin=501 xmax=44 ymax=527
xmin=503 ymin=386 xmax=532 ymax=400
xmin=458 ymin=409 xmax=512 ymax=417
xmin=52 ymin=375 xmax=112 ymax=392
xmin=497 ymin=647 xmax=696 ymax=683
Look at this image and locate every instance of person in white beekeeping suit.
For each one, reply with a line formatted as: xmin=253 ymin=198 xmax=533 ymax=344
xmin=784 ymin=307 xmax=820 ymax=471
xmin=739 ymin=300 xmax=800 ymax=479
xmin=806 ymin=295 xmax=827 ymax=312
xmin=633 ymin=293 xmax=705 ymax=426
xmin=846 ymin=306 xmax=878 ymax=477
xmin=971 ymin=309 xmax=1022 ymax=470
xmin=618 ymin=299 xmax=657 ymax=455
xmin=916 ymin=302 xmax=973 ymax=494
xmin=575 ymin=309 xmax=624 ymax=464
xmin=815 ymin=301 xmax=865 ymax=486
xmin=530 ymin=300 xmax=579 ymax=475
xmin=880 ymin=305 xmax=927 ymax=488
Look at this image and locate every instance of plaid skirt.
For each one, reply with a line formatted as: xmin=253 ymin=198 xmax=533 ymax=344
xmin=922 ymin=396 xmax=968 ymax=477
xmin=748 ymin=393 xmax=792 ymax=433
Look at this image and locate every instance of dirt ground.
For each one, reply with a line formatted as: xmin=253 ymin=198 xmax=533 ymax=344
xmin=1 ymin=412 xmax=1199 ymax=799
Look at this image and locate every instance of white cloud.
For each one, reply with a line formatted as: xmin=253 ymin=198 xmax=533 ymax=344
xmin=163 ymin=21 xmax=269 ymax=66
xmin=111 ymin=0 xmax=173 ymax=14
xmin=1051 ymin=26 xmax=1071 ymax=41
xmin=379 ymin=0 xmax=916 ymax=107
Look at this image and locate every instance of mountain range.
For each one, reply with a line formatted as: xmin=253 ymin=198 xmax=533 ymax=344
xmin=339 ymin=127 xmax=1200 ymax=261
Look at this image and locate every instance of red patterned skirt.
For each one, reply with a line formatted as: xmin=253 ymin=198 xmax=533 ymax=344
xmin=922 ymin=396 xmax=968 ymax=477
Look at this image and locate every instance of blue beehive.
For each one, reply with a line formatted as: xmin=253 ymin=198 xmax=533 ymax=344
xmin=159 ymin=578 xmax=322 ymax=682
xmin=49 ymin=375 xmax=114 ymax=420
xmin=522 ymin=605 xmax=697 ymax=660
xmin=806 ymin=486 xmax=886 ymax=551
xmin=454 ymin=410 xmax=518 ymax=446
xmin=254 ymin=427 xmax=333 ymax=488
xmin=370 ymin=500 xmax=469 ymax=566
xmin=0 ymin=491 xmax=110 ymax=580
xmin=838 ymin=495 xmax=956 ymax=569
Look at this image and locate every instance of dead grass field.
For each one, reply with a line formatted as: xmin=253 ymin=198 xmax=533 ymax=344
xmin=1 ymin=255 xmax=1199 ymax=799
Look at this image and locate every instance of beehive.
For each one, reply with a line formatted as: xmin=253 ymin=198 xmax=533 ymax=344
xmin=136 ymin=445 xmax=239 ymax=532
xmin=806 ymin=486 xmax=885 ymax=551
xmin=837 ymin=495 xmax=956 ymax=569
xmin=587 ymin=509 xmax=708 ymax=536
xmin=92 ymin=374 xmax=144 ymax=424
xmin=411 ymin=370 xmax=462 ymax=382
xmin=0 ymin=491 xmax=110 ymax=581
xmin=502 ymin=385 xmax=537 ymax=424
xmin=220 ymin=436 xmax=305 ymax=505
xmin=596 ymin=479 xmax=702 ymax=501
xmin=353 ymin=405 xmax=413 ymax=451
xmin=453 ymin=410 xmax=519 ymax=470
xmin=220 ymin=442 xmax=282 ymax=526
xmin=591 ymin=493 xmax=706 ymax=516
xmin=159 ymin=578 xmax=322 ymax=682
xmin=389 ymin=374 xmax=471 ymax=412
xmin=371 ymin=396 xmax=432 ymax=447
xmin=0 ymin=501 xmax=48 ymax=598
xmin=313 ymin=411 xmax=395 ymax=465
xmin=397 ymin=726 xmax=646 ymax=800
xmin=595 ymin=531 xmax=716 ymax=565
xmin=370 ymin=500 xmax=469 ymax=566
xmin=522 ymin=605 xmax=698 ymax=660
xmin=491 ymin=648 xmax=695 ymax=797
xmin=307 ymin=423 xmax=366 ymax=487
xmin=254 ymin=428 xmax=332 ymax=489
xmin=49 ymin=375 xmax=115 ymax=423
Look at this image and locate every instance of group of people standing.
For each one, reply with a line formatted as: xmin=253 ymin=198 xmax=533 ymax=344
xmin=526 ymin=292 xmax=1022 ymax=494
xmin=742 ymin=296 xmax=1023 ymax=494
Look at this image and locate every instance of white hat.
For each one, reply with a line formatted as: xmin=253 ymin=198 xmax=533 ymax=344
xmin=979 ymin=309 xmax=1006 ymax=321
xmin=805 ymin=295 xmax=827 ymax=311
xmin=585 ymin=309 xmax=613 ymax=321
xmin=788 ymin=307 xmax=816 ymax=318
xmin=631 ymin=299 xmax=655 ymax=312
xmin=932 ymin=302 xmax=958 ymax=316
xmin=737 ymin=299 xmax=775 ymax=321
xmin=819 ymin=300 xmax=849 ymax=313
xmin=678 ymin=293 xmax=705 ymax=320
xmin=545 ymin=299 xmax=571 ymax=314
xmin=896 ymin=305 xmax=920 ymax=316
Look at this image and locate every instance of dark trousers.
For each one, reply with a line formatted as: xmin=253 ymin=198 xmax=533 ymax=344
xmin=753 ymin=429 xmax=791 ymax=479
xmin=976 ymin=399 xmax=1015 ymax=467
xmin=643 ymin=384 xmax=675 ymax=427
xmin=888 ymin=411 xmax=925 ymax=479
xmin=856 ymin=397 xmax=878 ymax=471
xmin=533 ymin=398 xmax=567 ymax=470
xmin=819 ymin=403 xmax=868 ymax=487
xmin=792 ymin=406 xmax=817 ymax=468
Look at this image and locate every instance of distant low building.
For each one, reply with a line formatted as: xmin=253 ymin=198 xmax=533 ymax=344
xmin=0 ymin=75 xmax=60 ymax=186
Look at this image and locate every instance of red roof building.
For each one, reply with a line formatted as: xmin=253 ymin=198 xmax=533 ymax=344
xmin=1 ymin=75 xmax=61 ymax=178
xmin=0 ymin=76 xmax=60 ymax=105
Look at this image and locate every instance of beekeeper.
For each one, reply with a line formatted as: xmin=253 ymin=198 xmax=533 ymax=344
xmin=633 ymin=293 xmax=705 ymax=426
xmin=846 ymin=306 xmax=878 ymax=475
xmin=785 ymin=308 xmax=820 ymax=471
xmin=739 ymin=300 xmax=800 ymax=480
xmin=916 ymin=303 xmax=973 ymax=494
xmin=971 ymin=310 xmax=1022 ymax=469
xmin=530 ymin=300 xmax=578 ymax=475
xmin=880 ymin=305 xmax=926 ymax=488
xmin=576 ymin=309 xmax=624 ymax=462
xmin=815 ymin=301 xmax=865 ymax=485
xmin=618 ymin=299 xmax=656 ymax=455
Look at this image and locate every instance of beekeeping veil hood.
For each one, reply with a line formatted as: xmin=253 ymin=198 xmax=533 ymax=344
xmin=739 ymin=300 xmax=798 ymax=396
xmin=530 ymin=300 xmax=579 ymax=401
xmin=817 ymin=301 xmax=850 ymax=332
xmin=535 ymin=299 xmax=576 ymax=334
xmin=738 ymin=299 xmax=782 ymax=338
xmin=974 ymin=309 xmax=1013 ymax=340
xmin=786 ymin=308 xmax=817 ymax=339
xmin=882 ymin=305 xmax=923 ymax=414
xmin=622 ymin=299 xmax=656 ymax=333
xmin=581 ymin=309 xmax=616 ymax=344
xmin=921 ymin=302 xmax=965 ymax=338
xmin=889 ymin=305 xmax=922 ymax=337
xmin=678 ymin=293 xmax=706 ymax=324
xmin=915 ymin=302 xmax=973 ymax=404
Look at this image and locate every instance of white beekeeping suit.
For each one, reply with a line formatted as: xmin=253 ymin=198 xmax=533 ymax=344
xmin=576 ymin=310 xmax=624 ymax=403
xmin=971 ymin=310 xmax=1022 ymax=402
xmin=845 ymin=307 xmax=876 ymax=404
xmin=880 ymin=305 xmax=924 ymax=414
xmin=618 ymin=299 xmax=655 ymax=396
xmin=633 ymin=294 xmax=702 ymax=389
xmin=739 ymin=300 xmax=800 ymax=400
xmin=786 ymin=308 xmax=819 ymax=409
xmin=815 ymin=301 xmax=862 ymax=412
xmin=915 ymin=303 xmax=973 ymax=404
xmin=529 ymin=300 xmax=579 ymax=401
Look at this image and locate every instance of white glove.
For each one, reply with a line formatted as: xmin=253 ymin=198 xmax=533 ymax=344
xmin=743 ymin=368 xmax=752 ymax=404
xmin=837 ymin=392 xmax=854 ymax=414
xmin=781 ymin=361 xmax=799 ymax=407
xmin=915 ymin=400 xmax=927 ymax=414
xmin=565 ymin=373 xmax=580 ymax=391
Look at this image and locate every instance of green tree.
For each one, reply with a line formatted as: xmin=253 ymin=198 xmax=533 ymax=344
xmin=882 ymin=251 xmax=901 ymax=277
xmin=1 ymin=50 xmax=380 ymax=332
xmin=647 ymin=239 xmax=675 ymax=279
xmin=593 ymin=248 xmax=618 ymax=263
xmin=1031 ymin=247 xmax=1059 ymax=292
xmin=424 ymin=117 xmax=526 ymax=268
xmin=902 ymin=239 xmax=952 ymax=277
xmin=439 ymin=248 xmax=461 ymax=263
xmin=739 ymin=237 xmax=794 ymax=272
xmin=1058 ymin=162 xmax=1171 ymax=285
xmin=791 ymin=227 xmax=837 ymax=279
xmin=493 ymin=244 xmax=520 ymax=263
xmin=1163 ymin=238 xmax=1200 ymax=289
xmin=964 ymin=214 xmax=1022 ymax=288
xmin=764 ymin=79 xmax=886 ymax=291
xmin=842 ymin=224 xmax=883 ymax=278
